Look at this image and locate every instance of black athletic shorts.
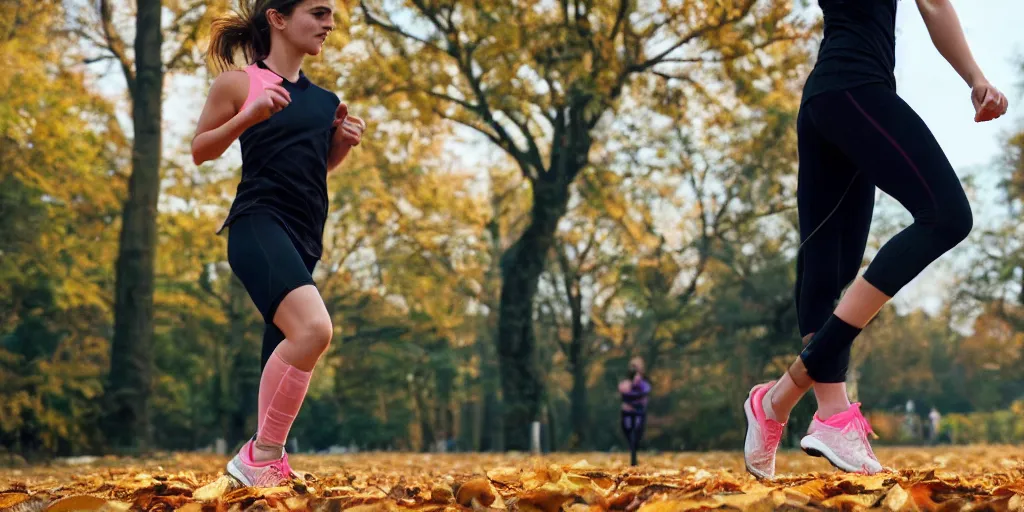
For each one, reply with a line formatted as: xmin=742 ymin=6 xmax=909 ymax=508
xmin=227 ymin=213 xmax=318 ymax=324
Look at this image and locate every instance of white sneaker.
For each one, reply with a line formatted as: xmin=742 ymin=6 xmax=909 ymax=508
xmin=743 ymin=381 xmax=785 ymax=480
xmin=800 ymin=403 xmax=883 ymax=474
xmin=225 ymin=440 xmax=294 ymax=487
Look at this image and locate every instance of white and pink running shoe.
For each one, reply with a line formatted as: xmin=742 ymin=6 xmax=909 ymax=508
xmin=226 ymin=439 xmax=296 ymax=488
xmin=743 ymin=381 xmax=785 ymax=480
xmin=800 ymin=402 xmax=883 ymax=474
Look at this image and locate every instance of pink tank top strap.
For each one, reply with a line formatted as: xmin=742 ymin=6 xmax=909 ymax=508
xmin=240 ymin=62 xmax=283 ymax=112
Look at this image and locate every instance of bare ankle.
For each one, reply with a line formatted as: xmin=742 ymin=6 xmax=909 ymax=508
xmin=762 ymin=386 xmax=786 ymax=423
xmin=813 ymin=383 xmax=851 ymax=421
xmin=764 ymin=370 xmax=814 ymax=423
xmin=815 ymin=402 xmax=851 ymax=421
xmin=252 ymin=438 xmax=284 ymax=462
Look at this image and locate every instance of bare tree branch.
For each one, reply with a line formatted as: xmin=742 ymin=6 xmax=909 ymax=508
xmin=654 ymin=35 xmax=803 ymax=65
xmin=84 ymin=55 xmax=118 ymax=64
xmin=98 ymin=0 xmax=136 ymax=92
xmin=428 ymin=105 xmax=540 ymax=180
xmin=400 ymin=2 xmax=544 ymax=179
xmin=608 ymin=0 xmax=629 ymax=41
xmin=633 ymin=0 xmax=759 ymax=73
xmin=360 ymin=0 xmax=445 ymax=52
xmin=166 ymin=1 xmax=207 ymax=72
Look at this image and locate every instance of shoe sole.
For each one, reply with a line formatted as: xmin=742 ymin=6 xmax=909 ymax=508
xmin=799 ymin=435 xmax=864 ymax=473
xmin=226 ymin=458 xmax=252 ymax=487
xmin=743 ymin=391 xmax=773 ymax=481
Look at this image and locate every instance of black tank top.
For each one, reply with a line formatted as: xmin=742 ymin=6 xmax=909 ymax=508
xmin=219 ymin=60 xmax=340 ymax=259
xmin=802 ymin=0 xmax=898 ymax=104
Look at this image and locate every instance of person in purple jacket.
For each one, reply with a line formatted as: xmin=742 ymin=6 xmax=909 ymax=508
xmin=618 ymin=357 xmax=651 ymax=466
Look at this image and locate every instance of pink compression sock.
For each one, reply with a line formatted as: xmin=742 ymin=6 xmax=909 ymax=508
xmin=257 ymin=351 xmax=313 ymax=447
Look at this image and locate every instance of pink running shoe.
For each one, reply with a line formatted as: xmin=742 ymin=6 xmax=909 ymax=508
xmin=226 ymin=439 xmax=296 ymax=488
xmin=800 ymin=402 xmax=883 ymax=474
xmin=743 ymin=381 xmax=785 ymax=480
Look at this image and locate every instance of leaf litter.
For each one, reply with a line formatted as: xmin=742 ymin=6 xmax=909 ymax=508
xmin=0 ymin=446 xmax=1021 ymax=511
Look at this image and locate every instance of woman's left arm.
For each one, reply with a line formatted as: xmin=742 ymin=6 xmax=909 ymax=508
xmin=328 ymin=102 xmax=366 ymax=171
xmin=916 ymin=0 xmax=1008 ymax=121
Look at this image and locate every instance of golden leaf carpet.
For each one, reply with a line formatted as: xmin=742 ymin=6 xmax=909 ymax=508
xmin=1 ymin=446 xmax=1023 ymax=511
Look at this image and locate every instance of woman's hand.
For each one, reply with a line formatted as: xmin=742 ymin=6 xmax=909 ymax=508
xmin=332 ymin=102 xmax=366 ymax=147
xmin=241 ymin=82 xmax=292 ymax=125
xmin=971 ymin=81 xmax=1009 ymax=122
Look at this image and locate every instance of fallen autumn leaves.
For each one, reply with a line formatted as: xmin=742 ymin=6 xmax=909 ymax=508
xmin=1 ymin=446 xmax=1022 ymax=511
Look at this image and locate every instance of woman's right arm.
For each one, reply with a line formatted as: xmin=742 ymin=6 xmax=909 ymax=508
xmin=191 ymin=71 xmax=250 ymax=165
xmin=191 ymin=72 xmax=291 ymax=165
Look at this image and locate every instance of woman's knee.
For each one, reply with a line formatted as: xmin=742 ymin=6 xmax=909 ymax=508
xmin=294 ymin=314 xmax=333 ymax=355
xmin=913 ymin=189 xmax=972 ymax=250
xmin=274 ymin=285 xmax=334 ymax=357
xmin=935 ymin=200 xmax=973 ymax=248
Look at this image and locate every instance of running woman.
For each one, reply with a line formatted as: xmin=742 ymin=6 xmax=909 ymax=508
xmin=618 ymin=357 xmax=651 ymax=467
xmin=744 ymin=0 xmax=1008 ymax=480
xmin=191 ymin=0 xmax=366 ymax=487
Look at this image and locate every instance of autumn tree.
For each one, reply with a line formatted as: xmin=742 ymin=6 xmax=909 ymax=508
xmin=0 ymin=0 xmax=126 ymax=456
xmin=957 ymin=127 xmax=1024 ymax=333
xmin=69 ymin=0 xmax=221 ymax=451
xmin=350 ymin=0 xmax=811 ymax=449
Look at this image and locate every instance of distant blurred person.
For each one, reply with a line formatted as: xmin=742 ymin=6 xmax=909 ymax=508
xmin=619 ymin=357 xmax=651 ymax=467
xmin=929 ymin=407 xmax=942 ymax=444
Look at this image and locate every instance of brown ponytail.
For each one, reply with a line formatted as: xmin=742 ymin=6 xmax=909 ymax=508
xmin=207 ymin=0 xmax=305 ymax=73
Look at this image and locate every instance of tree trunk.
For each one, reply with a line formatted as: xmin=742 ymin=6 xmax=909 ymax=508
xmin=559 ymin=246 xmax=589 ymax=451
xmin=569 ymin=352 xmax=588 ymax=450
xmin=567 ymin=294 xmax=589 ymax=450
xmin=497 ymin=177 xmax=571 ymax=450
xmin=413 ymin=381 xmax=434 ymax=452
xmin=475 ymin=330 xmax=502 ymax=451
xmin=482 ymin=382 xmax=502 ymax=450
xmin=545 ymin=401 xmax=558 ymax=452
xmin=434 ymin=340 xmax=455 ymax=451
xmin=478 ymin=198 xmax=504 ymax=451
xmin=104 ymin=0 xmax=163 ymax=452
xmin=214 ymin=334 xmax=227 ymax=446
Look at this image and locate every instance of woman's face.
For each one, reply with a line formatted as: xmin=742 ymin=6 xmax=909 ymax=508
xmin=270 ymin=0 xmax=335 ymax=56
xmin=630 ymin=358 xmax=645 ymax=374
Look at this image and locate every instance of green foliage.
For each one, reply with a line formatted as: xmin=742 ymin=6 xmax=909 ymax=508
xmin=0 ymin=0 xmax=126 ymax=456
xmin=936 ymin=402 xmax=1024 ymax=445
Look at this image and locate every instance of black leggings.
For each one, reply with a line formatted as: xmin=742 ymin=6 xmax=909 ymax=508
xmin=795 ymin=84 xmax=972 ymax=339
xmin=227 ymin=214 xmax=319 ymax=370
xmin=621 ymin=411 xmax=645 ymax=466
